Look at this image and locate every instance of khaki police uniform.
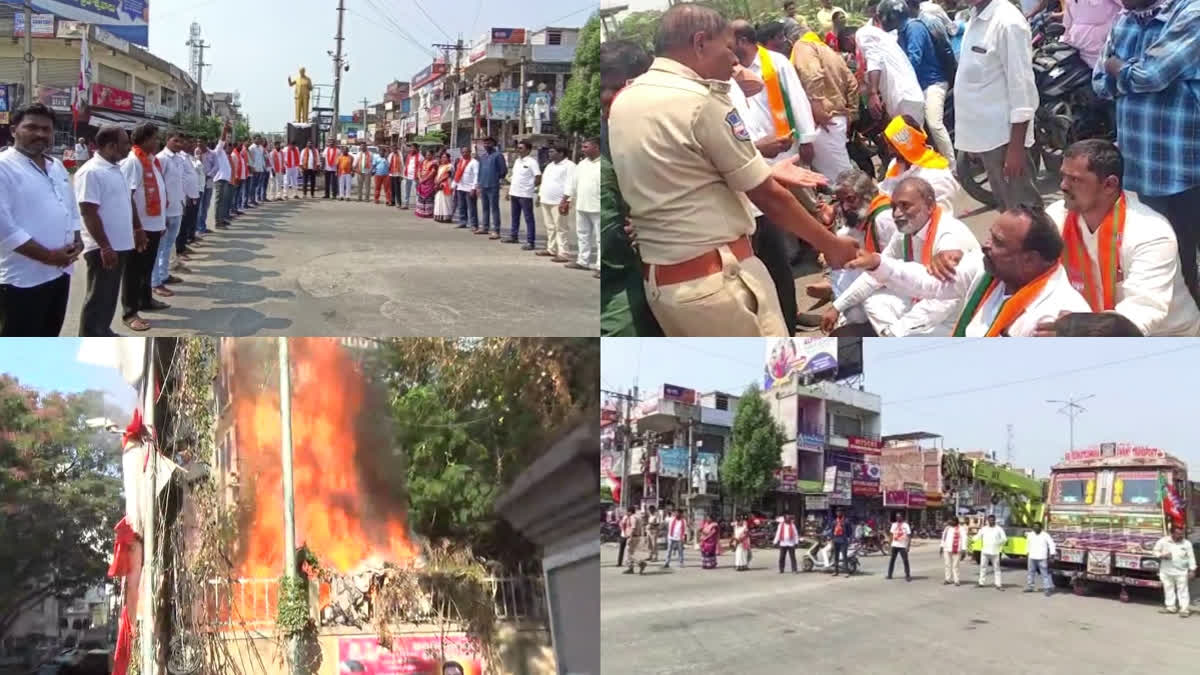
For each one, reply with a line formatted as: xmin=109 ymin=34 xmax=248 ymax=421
xmin=608 ymin=57 xmax=788 ymax=337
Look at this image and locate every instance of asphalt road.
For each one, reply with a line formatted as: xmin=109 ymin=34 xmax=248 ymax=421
xmin=59 ymin=195 xmax=598 ymax=336
xmin=601 ymin=541 xmax=1200 ymax=674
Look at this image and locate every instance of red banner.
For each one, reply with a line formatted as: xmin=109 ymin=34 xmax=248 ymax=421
xmin=338 ymin=635 xmax=482 ymax=674
xmin=883 ymin=490 xmax=909 ymax=507
xmin=847 ymin=436 xmax=882 ymax=455
xmin=92 ymin=83 xmax=133 ymax=112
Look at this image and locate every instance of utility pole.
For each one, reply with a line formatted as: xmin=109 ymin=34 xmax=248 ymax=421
xmin=22 ymin=0 xmax=33 ymax=107
xmin=433 ymin=39 xmax=467 ymax=147
xmin=193 ymin=42 xmax=209 ymax=117
xmin=1005 ymin=423 xmax=1014 ymax=466
xmin=517 ymin=56 xmax=527 ymax=140
xmin=331 ymin=0 xmax=347 ymax=138
xmin=278 ymin=338 xmax=300 ymax=675
xmin=139 ymin=339 xmax=157 ymax=675
xmin=1047 ymin=394 xmax=1094 ymax=453
xmin=360 ymin=97 xmax=369 ymax=144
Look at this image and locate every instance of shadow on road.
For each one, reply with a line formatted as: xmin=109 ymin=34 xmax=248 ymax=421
xmin=143 ymin=306 xmax=293 ymax=336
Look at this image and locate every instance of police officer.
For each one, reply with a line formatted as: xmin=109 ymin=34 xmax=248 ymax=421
xmin=608 ymin=2 xmax=858 ymax=336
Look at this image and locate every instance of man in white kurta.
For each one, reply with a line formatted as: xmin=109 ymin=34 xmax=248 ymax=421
xmin=733 ymin=23 xmax=819 ymax=169
xmin=830 ymin=177 xmax=980 ymax=336
xmin=847 ymin=206 xmax=1091 ymax=336
xmin=856 ymin=22 xmax=925 ymax=125
xmin=1044 ymin=142 xmax=1200 ymax=336
xmin=825 ymin=169 xmax=899 ymax=327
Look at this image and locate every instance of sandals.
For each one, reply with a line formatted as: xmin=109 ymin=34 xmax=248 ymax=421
xmin=123 ymin=316 xmax=151 ymax=332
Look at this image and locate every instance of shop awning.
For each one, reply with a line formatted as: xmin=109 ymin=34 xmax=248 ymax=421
xmin=88 ymin=111 xmax=148 ymax=130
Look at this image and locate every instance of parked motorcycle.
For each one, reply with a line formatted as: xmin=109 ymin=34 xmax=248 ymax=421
xmin=800 ymin=537 xmax=861 ymax=574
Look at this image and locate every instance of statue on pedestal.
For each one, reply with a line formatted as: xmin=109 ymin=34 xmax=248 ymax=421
xmin=288 ymin=68 xmax=313 ymax=123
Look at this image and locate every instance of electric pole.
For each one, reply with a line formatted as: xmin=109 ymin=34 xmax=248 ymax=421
xmin=188 ymin=40 xmax=209 ymax=117
xmin=433 ymin=38 xmax=467 ymax=147
xmin=1005 ymin=423 xmax=1014 ymax=466
xmin=279 ymin=338 xmax=300 ymax=675
xmin=360 ymin=97 xmax=369 ymax=144
xmin=22 ymin=0 xmax=33 ymax=107
xmin=331 ymin=0 xmax=346 ymax=138
xmin=1047 ymin=394 xmax=1094 ymax=453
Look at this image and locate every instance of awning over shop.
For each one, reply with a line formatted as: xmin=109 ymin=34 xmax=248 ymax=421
xmin=88 ymin=111 xmax=149 ymax=130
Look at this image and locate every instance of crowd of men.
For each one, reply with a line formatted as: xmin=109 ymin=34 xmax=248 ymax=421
xmin=0 ymin=102 xmax=600 ymax=335
xmin=600 ymin=0 xmax=1200 ymax=337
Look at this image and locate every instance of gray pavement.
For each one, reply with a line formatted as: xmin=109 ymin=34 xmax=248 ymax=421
xmin=60 ymin=196 xmax=598 ymax=336
xmin=601 ymin=542 xmax=1200 ymax=674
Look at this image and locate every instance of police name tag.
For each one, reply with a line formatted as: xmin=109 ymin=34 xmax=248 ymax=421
xmin=725 ymin=110 xmax=751 ymax=141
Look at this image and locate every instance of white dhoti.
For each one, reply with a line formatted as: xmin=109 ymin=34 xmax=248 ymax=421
xmin=830 ymin=267 xmax=869 ymax=326
xmin=863 ymin=290 xmax=910 ymax=335
xmin=735 ymin=544 xmax=751 ymax=568
xmin=811 ymin=115 xmax=854 ymax=182
xmin=339 ymin=174 xmax=353 ymax=196
xmin=286 ymin=168 xmax=299 ymax=194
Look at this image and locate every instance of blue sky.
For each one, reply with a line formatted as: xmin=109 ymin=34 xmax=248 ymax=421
xmin=601 ymin=339 xmax=1200 ymax=478
xmin=145 ymin=0 xmax=596 ymax=130
xmin=0 ymin=338 xmax=137 ymax=413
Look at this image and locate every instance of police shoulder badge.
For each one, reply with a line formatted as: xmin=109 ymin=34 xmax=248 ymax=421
xmin=725 ymin=110 xmax=751 ymax=142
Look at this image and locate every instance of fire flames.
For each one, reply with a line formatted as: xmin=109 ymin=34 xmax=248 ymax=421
xmin=233 ymin=338 xmax=416 ymax=579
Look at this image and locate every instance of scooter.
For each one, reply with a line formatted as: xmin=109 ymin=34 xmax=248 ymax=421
xmin=800 ymin=537 xmax=861 ymax=574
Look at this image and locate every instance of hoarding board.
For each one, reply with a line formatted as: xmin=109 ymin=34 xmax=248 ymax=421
xmin=32 ymin=0 xmax=150 ymax=47
xmin=764 ymin=337 xmax=839 ymax=389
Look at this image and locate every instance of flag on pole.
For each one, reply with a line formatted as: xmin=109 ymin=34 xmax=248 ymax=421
xmin=1159 ymin=474 xmax=1185 ymax=529
xmin=74 ymin=26 xmax=92 ymax=130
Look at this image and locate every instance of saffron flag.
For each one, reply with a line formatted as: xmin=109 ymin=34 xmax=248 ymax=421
xmin=1160 ymin=474 xmax=1185 ymax=528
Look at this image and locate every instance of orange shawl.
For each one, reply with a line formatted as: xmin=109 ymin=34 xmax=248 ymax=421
xmin=285 ymin=146 xmax=300 ymax=168
xmin=133 ymin=146 xmax=163 ymax=217
xmin=1062 ymin=194 xmax=1126 ymax=311
xmin=953 ymin=264 xmax=1060 ymax=337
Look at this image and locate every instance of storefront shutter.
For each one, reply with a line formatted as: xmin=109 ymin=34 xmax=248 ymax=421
xmin=97 ymin=63 xmax=130 ymax=90
xmin=37 ymin=59 xmax=78 ymax=88
xmin=0 ymin=57 xmax=24 ymax=83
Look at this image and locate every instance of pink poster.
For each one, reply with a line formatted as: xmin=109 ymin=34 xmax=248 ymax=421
xmin=338 ymin=635 xmax=484 ymax=675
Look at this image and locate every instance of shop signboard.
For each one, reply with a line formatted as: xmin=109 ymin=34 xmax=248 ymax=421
xmin=661 ymin=383 xmax=696 ymax=405
xmin=130 ymin=94 xmax=145 ymax=115
xmin=56 ymin=20 xmax=87 ymax=39
xmin=469 ymin=36 xmax=489 ymax=63
xmin=657 ymin=447 xmax=688 ymax=478
xmin=337 ymin=634 xmax=483 ymax=674
xmin=908 ymin=490 xmax=927 ymax=508
xmin=144 ymin=100 xmax=172 ymax=120
xmin=831 ymin=469 xmax=853 ymax=505
xmin=775 ymin=467 xmax=798 ymax=493
xmin=852 ymin=459 xmax=881 ymax=496
xmin=92 ymin=83 xmax=133 ymax=112
xmin=487 ymin=90 xmax=520 ymax=120
xmin=411 ymin=61 xmax=448 ymax=89
xmin=797 ymin=432 xmax=825 ymax=452
xmin=806 ymin=495 xmax=829 ymax=511
xmin=490 ymin=27 xmax=526 ymax=44
xmin=14 ymin=14 xmax=55 ymax=38
xmin=883 ymin=490 xmax=910 ymax=508
xmin=847 ymin=436 xmax=882 ymax=455
xmin=35 ymin=86 xmax=71 ymax=112
xmin=764 ymin=337 xmax=839 ymax=389
xmin=31 ymin=1 xmax=150 ymax=47
xmin=823 ymin=465 xmax=838 ymax=493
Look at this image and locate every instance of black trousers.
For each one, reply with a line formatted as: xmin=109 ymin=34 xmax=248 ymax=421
xmin=753 ymin=215 xmax=798 ymax=335
xmin=325 ymin=170 xmax=337 ymax=197
xmin=178 ymin=199 xmax=198 ymax=253
xmin=389 ymin=176 xmax=402 ymax=205
xmin=303 ymin=169 xmax=317 ymax=196
xmin=80 ymin=249 xmax=129 ymax=336
xmin=123 ymin=230 xmax=161 ymax=320
xmin=778 ymin=546 xmax=797 ymax=572
xmin=888 ymin=546 xmax=911 ymax=579
xmin=832 ymin=541 xmax=849 ymax=573
xmin=1142 ymin=185 xmax=1200 ymax=308
xmin=617 ymin=537 xmax=628 ymax=567
xmin=0 ymin=272 xmax=70 ymax=336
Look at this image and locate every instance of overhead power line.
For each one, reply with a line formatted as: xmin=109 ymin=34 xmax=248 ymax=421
xmin=412 ymin=0 xmax=453 ymax=41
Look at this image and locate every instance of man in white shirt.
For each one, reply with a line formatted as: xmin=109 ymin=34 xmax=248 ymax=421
xmin=299 ymin=141 xmax=320 ymax=197
xmin=454 ymin=147 xmax=479 ymax=230
xmin=120 ymin=122 xmax=171 ymax=322
xmin=663 ymin=509 xmax=688 ymax=568
xmin=507 ymin=140 xmax=540 ymax=251
xmin=1023 ymin=522 xmax=1056 ymax=596
xmin=354 ymin=143 xmax=374 ymax=202
xmin=826 ymin=177 xmax=980 ymax=336
xmin=176 ymin=136 xmax=202 ymax=265
xmin=1041 ymin=140 xmax=1200 ymax=337
xmin=566 ymin=138 xmax=601 ymax=272
xmin=887 ymin=512 xmax=913 ymax=581
xmin=268 ymin=142 xmax=286 ymax=202
xmin=247 ymin=137 xmax=266 ymax=206
xmin=152 ymin=131 xmax=188 ymax=297
xmin=857 ymin=21 xmax=926 ymax=125
xmin=0 ymin=103 xmax=83 ymax=335
xmin=75 ymin=137 xmax=90 ymax=163
xmin=283 ymin=140 xmax=301 ymax=201
xmin=323 ymin=140 xmax=340 ymax=199
xmin=976 ymin=514 xmax=1007 ymax=588
xmin=213 ymin=122 xmax=234 ymax=227
xmin=954 ymin=0 xmax=1040 ymax=211
xmin=75 ymin=124 xmax=141 ymax=336
xmin=402 ymin=146 xmax=421 ymax=210
xmin=940 ymin=516 xmax=969 ymax=586
xmin=537 ymin=146 xmax=577 ymax=263
xmin=774 ymin=514 xmax=800 ymax=574
xmin=847 ymin=205 xmax=1092 ymax=335
xmin=387 ymin=145 xmax=406 ymax=207
xmin=1152 ymin=526 xmax=1197 ymax=617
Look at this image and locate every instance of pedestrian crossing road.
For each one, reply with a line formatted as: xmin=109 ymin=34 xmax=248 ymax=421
xmin=601 ymin=542 xmax=1200 ymax=674
xmin=61 ymin=197 xmax=598 ymax=336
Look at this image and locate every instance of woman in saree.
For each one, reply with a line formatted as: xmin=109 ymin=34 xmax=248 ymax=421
xmin=732 ymin=515 xmax=752 ymax=571
xmin=433 ymin=151 xmax=455 ymax=222
xmin=699 ymin=515 xmax=720 ymax=569
xmin=414 ymin=149 xmax=438 ymax=218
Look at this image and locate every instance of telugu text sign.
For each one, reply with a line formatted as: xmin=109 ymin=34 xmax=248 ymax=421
xmin=32 ymin=0 xmax=149 ymax=47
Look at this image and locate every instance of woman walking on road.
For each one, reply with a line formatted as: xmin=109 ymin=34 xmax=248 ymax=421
xmin=700 ymin=516 xmax=721 ymax=569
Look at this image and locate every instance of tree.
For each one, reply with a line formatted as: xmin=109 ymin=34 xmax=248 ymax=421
xmin=377 ymin=338 xmax=598 ymax=566
xmin=0 ymin=377 xmax=123 ymax=639
xmin=720 ymin=384 xmax=784 ymax=513
xmin=558 ymin=13 xmax=601 ymax=139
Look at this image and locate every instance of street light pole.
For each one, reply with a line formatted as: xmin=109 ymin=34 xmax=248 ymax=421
xmin=1046 ymin=394 xmax=1094 ymax=452
xmin=279 ymin=338 xmax=299 ymax=674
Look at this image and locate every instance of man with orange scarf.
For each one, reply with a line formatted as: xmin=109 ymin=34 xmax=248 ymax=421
xmin=299 ymin=141 xmax=319 ymax=197
xmin=824 ymin=176 xmax=979 ymax=336
xmin=387 ymin=145 xmax=405 ymax=206
xmin=323 ymin=139 xmax=341 ymax=199
xmin=1042 ymin=140 xmax=1200 ymax=336
xmin=846 ymin=200 xmax=1090 ymax=336
xmin=118 ymin=122 xmax=171 ymax=329
xmin=878 ymin=115 xmax=958 ymax=215
xmin=284 ymin=140 xmax=301 ymax=199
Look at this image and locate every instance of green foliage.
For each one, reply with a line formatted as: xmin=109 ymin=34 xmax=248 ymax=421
xmin=559 ymin=13 xmax=601 ymax=139
xmin=0 ymin=377 xmax=124 ymax=637
xmin=600 ymin=485 xmax=614 ymax=502
xmin=275 ymin=574 xmax=311 ymax=637
xmin=720 ymin=383 xmax=785 ymax=509
xmin=378 ymin=338 xmax=598 ymax=565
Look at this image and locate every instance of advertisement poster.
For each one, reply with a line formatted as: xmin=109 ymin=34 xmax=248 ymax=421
xmin=31 ymin=1 xmax=150 ymax=47
xmin=338 ymin=635 xmax=482 ymax=675
xmin=693 ymin=452 xmax=720 ymax=494
xmin=657 ymin=447 xmax=688 ymax=478
xmin=797 ymin=432 xmax=825 ymax=452
xmin=92 ymin=83 xmax=133 ymax=112
xmin=764 ymin=338 xmax=839 ymax=389
xmin=490 ymin=27 xmax=526 ymax=44
xmin=776 ymin=467 xmax=798 ymax=493
xmin=851 ymin=459 xmax=881 ymax=496
xmin=14 ymin=13 xmax=55 ymax=37
xmin=831 ymin=469 xmax=853 ymax=505
xmin=883 ymin=490 xmax=909 ymax=508
xmin=823 ymin=465 xmax=838 ymax=493
xmin=36 ymin=86 xmax=72 ymax=111
xmin=661 ymin=383 xmax=696 ymax=405
xmin=487 ymin=90 xmax=519 ymax=120
xmin=847 ymin=436 xmax=882 ymax=455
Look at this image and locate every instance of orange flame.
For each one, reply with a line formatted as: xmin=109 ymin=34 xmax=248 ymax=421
xmin=232 ymin=338 xmax=416 ymax=579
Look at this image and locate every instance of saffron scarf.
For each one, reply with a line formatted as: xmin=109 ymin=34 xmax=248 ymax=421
xmin=901 ymin=205 xmax=941 ymax=266
xmin=133 ymin=146 xmax=163 ymax=217
xmin=271 ymin=150 xmax=283 ymax=173
xmin=757 ymin=45 xmax=798 ymax=139
xmin=229 ymin=150 xmax=240 ymax=185
xmin=952 ymin=263 xmax=1060 ymax=337
xmin=1062 ymin=194 xmax=1125 ymax=311
xmin=453 ymin=158 xmax=468 ymax=183
xmin=389 ymin=152 xmax=403 ymax=174
xmin=285 ymin=146 xmax=300 ymax=168
xmin=357 ymin=150 xmax=372 ymax=173
xmin=325 ymin=147 xmax=338 ymax=168
xmin=239 ymin=149 xmax=250 ymax=179
xmin=863 ymin=194 xmax=891 ymax=254
xmin=300 ymin=148 xmax=316 ymax=169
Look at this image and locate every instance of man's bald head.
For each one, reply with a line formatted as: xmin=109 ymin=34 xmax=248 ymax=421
xmin=654 ymin=2 xmax=729 ymax=55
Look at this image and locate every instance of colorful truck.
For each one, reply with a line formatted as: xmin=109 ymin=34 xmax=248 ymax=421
xmin=1046 ymin=443 xmax=1200 ymax=601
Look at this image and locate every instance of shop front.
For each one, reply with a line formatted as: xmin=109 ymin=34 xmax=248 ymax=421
xmin=883 ymin=484 xmax=930 ymax=527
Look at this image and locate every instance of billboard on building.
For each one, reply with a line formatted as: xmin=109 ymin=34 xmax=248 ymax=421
xmin=775 ymin=467 xmax=798 ymax=493
xmin=693 ymin=452 xmax=720 ymax=494
xmin=847 ymin=436 xmax=882 ymax=455
xmin=338 ymin=634 xmax=482 ymax=675
xmin=764 ymin=337 xmax=839 ymax=390
xmin=31 ymin=1 xmax=150 ymax=47
xmin=657 ymin=447 xmax=688 ymax=478
xmin=91 ymin=83 xmax=133 ymax=112
xmin=13 ymin=13 xmax=55 ymax=37
xmin=384 ymin=80 xmax=410 ymax=103
xmin=661 ymin=384 xmax=695 ymax=405
xmin=487 ymin=89 xmax=520 ymax=120
xmin=490 ymin=27 xmax=526 ymax=44
xmin=411 ymin=61 xmax=448 ymax=89
xmin=852 ymin=457 xmax=881 ymax=496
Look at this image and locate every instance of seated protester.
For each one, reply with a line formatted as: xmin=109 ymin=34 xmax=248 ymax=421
xmin=1051 ymin=312 xmax=1144 ymax=337
xmin=846 ymin=204 xmax=1092 ymax=336
xmin=1043 ymin=140 xmax=1200 ymax=336
xmin=878 ymin=115 xmax=959 ymax=215
xmin=824 ymin=176 xmax=980 ymax=336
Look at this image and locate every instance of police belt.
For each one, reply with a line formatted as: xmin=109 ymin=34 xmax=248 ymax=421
xmin=642 ymin=236 xmax=753 ymax=286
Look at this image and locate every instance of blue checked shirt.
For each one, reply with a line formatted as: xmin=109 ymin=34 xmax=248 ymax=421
xmin=1093 ymin=0 xmax=1200 ymax=197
